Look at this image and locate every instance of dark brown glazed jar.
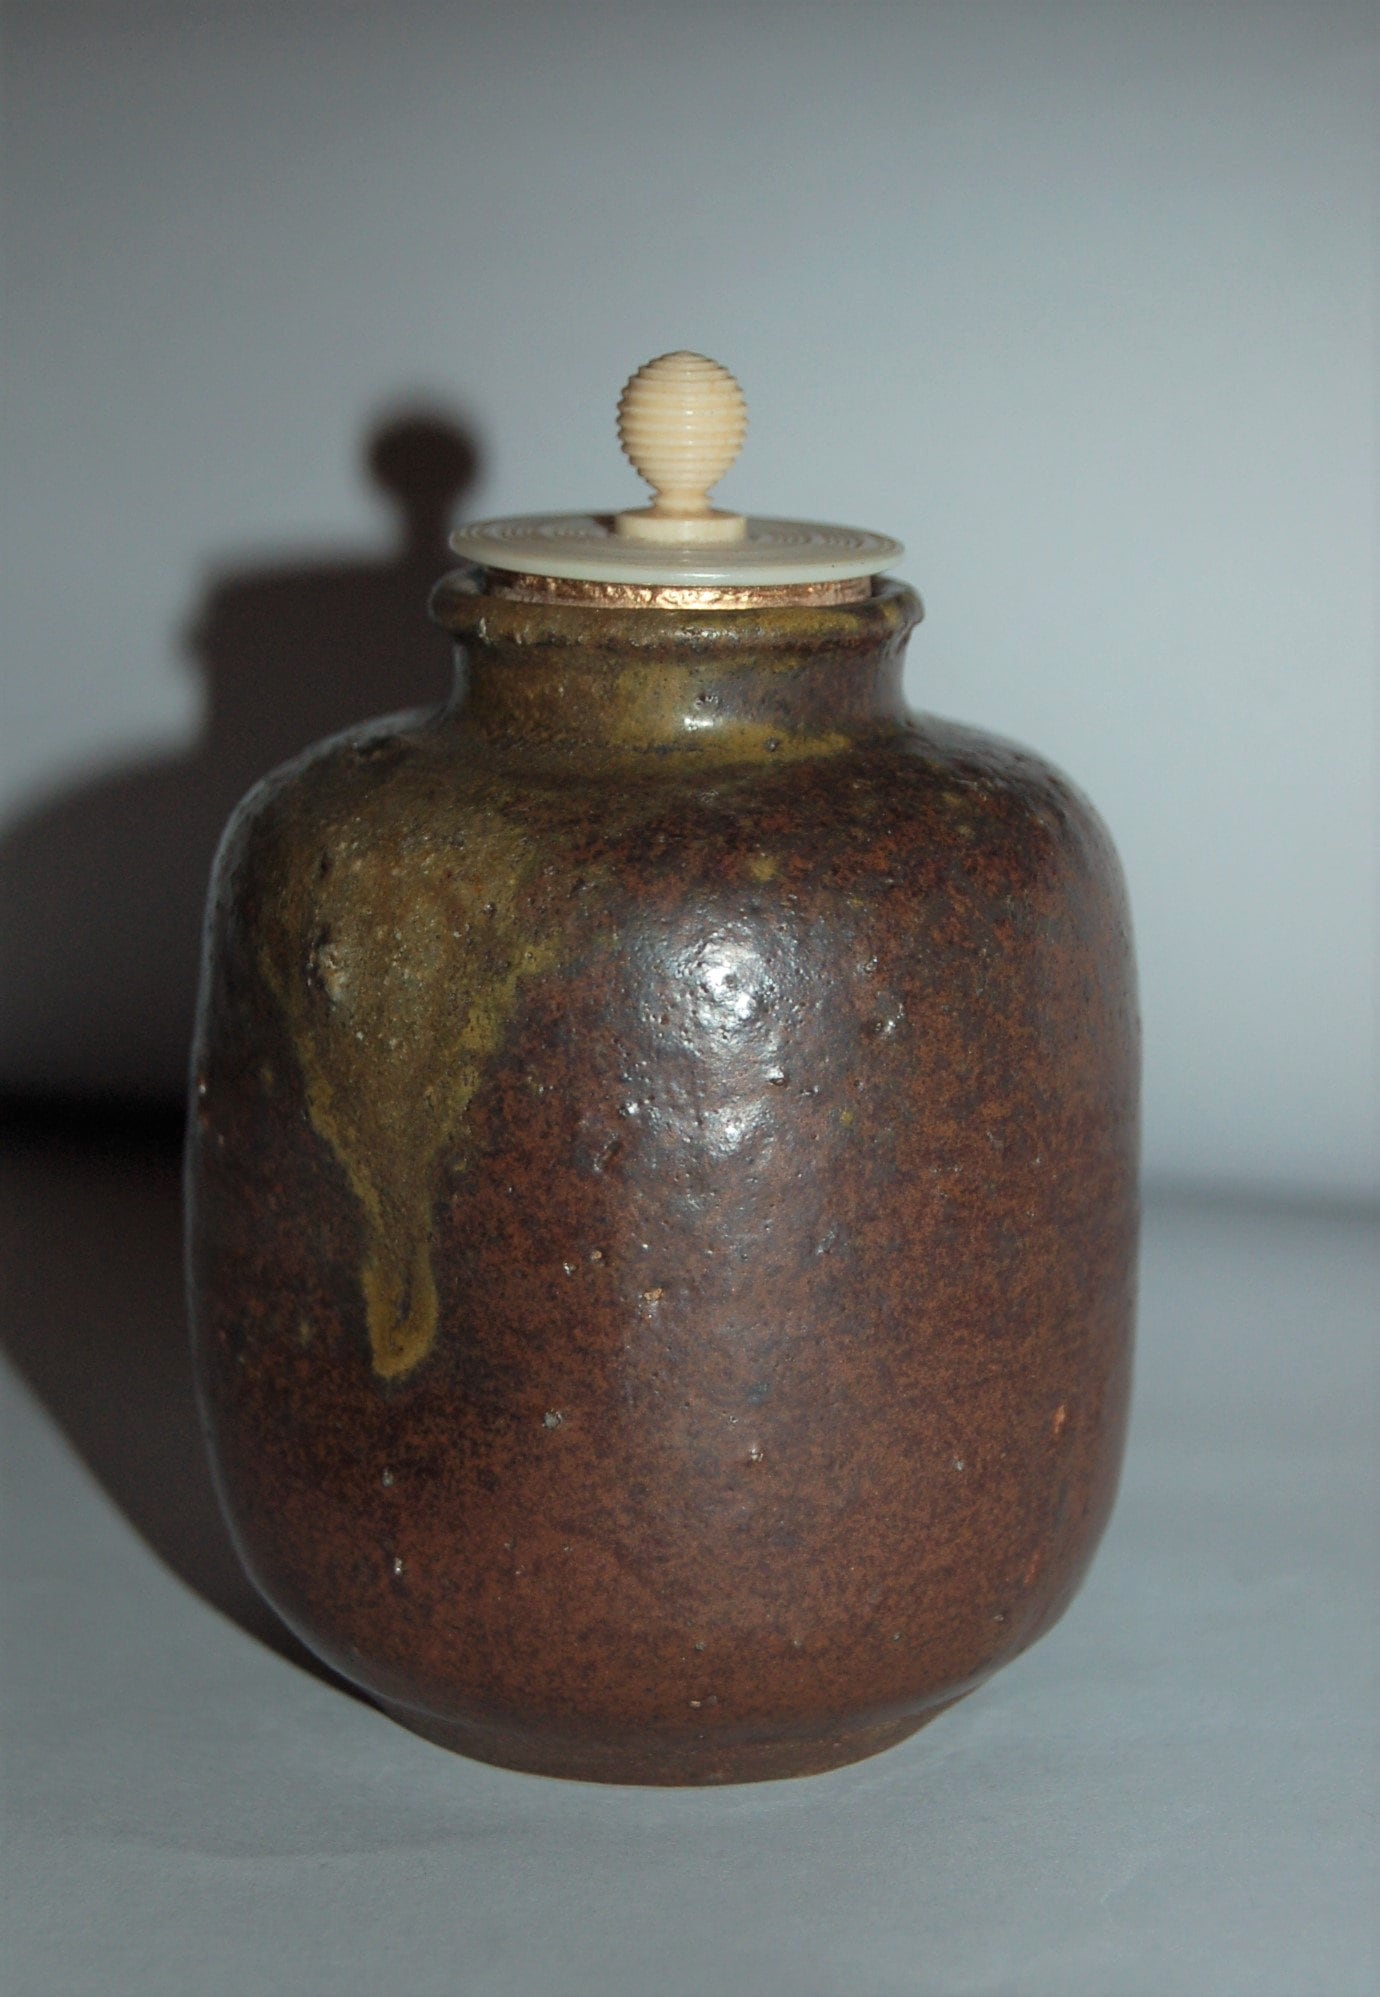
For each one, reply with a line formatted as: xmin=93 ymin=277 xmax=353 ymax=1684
xmin=187 ymin=356 xmax=1138 ymax=1784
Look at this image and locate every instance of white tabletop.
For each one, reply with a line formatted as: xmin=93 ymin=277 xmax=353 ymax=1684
xmin=2 ymin=1131 xmax=1375 ymax=1996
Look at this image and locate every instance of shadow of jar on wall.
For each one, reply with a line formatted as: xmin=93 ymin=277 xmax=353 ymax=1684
xmin=0 ymin=407 xmax=481 ymax=1675
xmin=0 ymin=408 xmax=481 ymax=1107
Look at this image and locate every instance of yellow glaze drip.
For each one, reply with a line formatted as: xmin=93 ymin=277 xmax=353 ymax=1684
xmin=263 ymin=797 xmax=561 ymax=1379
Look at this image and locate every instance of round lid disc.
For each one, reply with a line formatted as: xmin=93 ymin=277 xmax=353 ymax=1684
xmin=451 ymin=513 xmax=902 ymax=587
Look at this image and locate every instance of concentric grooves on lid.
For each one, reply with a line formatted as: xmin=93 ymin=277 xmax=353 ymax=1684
xmin=617 ymin=352 xmax=747 ymax=520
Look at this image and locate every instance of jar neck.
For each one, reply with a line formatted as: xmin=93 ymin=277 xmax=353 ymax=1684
xmin=430 ymin=569 xmax=923 ymax=759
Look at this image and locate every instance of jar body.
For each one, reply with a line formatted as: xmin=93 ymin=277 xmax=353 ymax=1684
xmin=187 ymin=579 xmax=1138 ymax=1783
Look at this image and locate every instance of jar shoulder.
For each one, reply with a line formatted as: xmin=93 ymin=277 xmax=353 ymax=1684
xmin=213 ymin=705 xmax=1123 ymax=914
xmin=223 ymin=694 xmax=1110 ymax=842
xmin=208 ymin=706 xmax=440 ymax=913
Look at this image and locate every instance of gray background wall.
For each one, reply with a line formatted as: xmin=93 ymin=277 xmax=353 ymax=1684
xmin=2 ymin=0 xmax=1375 ymax=1198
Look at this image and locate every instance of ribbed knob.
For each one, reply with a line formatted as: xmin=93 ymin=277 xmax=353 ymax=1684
xmin=615 ymin=352 xmax=748 ymax=544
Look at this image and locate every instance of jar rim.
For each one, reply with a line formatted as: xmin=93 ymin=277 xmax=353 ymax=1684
xmin=430 ymin=564 xmax=923 ymax=655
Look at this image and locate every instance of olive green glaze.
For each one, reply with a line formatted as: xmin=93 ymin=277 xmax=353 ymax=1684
xmin=187 ymin=570 xmax=1139 ymax=1784
xmin=257 ymin=793 xmax=563 ymax=1378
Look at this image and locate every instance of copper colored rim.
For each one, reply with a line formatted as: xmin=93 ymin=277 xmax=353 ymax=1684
xmin=481 ymin=569 xmax=877 ymax=610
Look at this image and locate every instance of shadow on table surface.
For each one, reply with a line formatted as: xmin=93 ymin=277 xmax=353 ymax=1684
xmin=0 ymin=1104 xmax=354 ymax=1683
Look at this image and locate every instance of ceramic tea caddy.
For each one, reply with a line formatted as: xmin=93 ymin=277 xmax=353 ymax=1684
xmin=187 ymin=353 xmax=1139 ymax=1784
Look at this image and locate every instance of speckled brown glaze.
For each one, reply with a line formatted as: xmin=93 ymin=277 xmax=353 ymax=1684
xmin=187 ymin=571 xmax=1138 ymax=1784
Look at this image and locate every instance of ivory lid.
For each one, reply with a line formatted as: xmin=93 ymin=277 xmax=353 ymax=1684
xmin=450 ymin=352 xmax=902 ymax=591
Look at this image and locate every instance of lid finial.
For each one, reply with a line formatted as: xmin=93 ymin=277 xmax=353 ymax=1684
xmin=615 ymin=352 xmax=748 ymax=545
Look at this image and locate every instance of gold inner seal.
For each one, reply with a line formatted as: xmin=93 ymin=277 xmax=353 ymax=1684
xmin=482 ymin=569 xmax=875 ymax=610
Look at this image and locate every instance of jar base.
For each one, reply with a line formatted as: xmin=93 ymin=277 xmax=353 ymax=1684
xmin=375 ymin=1695 xmax=962 ymax=1786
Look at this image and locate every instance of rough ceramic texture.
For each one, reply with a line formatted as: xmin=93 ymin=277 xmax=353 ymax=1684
xmin=187 ymin=572 xmax=1139 ymax=1785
